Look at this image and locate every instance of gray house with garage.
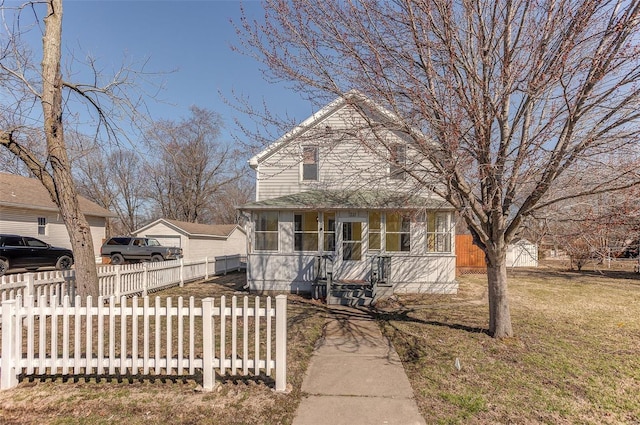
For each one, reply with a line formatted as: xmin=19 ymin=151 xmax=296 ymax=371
xmin=0 ymin=172 xmax=115 ymax=259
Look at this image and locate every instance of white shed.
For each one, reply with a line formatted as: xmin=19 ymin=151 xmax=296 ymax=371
xmin=507 ymin=239 xmax=538 ymax=268
xmin=133 ymin=218 xmax=246 ymax=260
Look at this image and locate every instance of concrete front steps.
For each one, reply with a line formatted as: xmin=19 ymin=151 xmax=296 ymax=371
xmin=327 ymin=282 xmax=393 ymax=306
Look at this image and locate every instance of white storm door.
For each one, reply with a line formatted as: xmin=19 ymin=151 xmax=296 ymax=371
xmin=334 ymin=215 xmax=368 ymax=282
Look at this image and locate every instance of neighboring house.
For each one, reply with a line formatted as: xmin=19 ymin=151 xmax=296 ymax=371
xmin=0 ymin=172 xmax=115 ymax=257
xmin=239 ymin=91 xmax=458 ymax=302
xmin=132 ymin=218 xmax=246 ymax=260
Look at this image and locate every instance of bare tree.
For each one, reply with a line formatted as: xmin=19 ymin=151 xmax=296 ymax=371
xmin=535 ymin=186 xmax=640 ymax=270
xmin=145 ymin=106 xmax=243 ymax=223
xmin=0 ymin=0 xmax=153 ymax=297
xmin=74 ymin=144 xmax=148 ymax=235
xmin=209 ymin=175 xmax=254 ymax=224
xmin=238 ymin=0 xmax=640 ymax=337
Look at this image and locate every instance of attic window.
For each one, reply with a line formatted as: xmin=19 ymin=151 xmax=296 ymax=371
xmin=390 ymin=144 xmax=406 ymax=180
xmin=302 ymin=146 xmax=319 ymax=181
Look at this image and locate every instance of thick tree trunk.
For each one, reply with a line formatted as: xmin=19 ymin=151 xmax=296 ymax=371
xmin=485 ymin=249 xmax=513 ymax=338
xmin=42 ymin=0 xmax=99 ymax=299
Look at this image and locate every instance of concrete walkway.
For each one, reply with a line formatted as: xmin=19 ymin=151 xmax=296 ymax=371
xmin=293 ymin=307 xmax=426 ymax=425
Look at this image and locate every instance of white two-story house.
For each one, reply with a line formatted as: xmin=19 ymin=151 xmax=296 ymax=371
xmin=239 ymin=91 xmax=457 ymax=304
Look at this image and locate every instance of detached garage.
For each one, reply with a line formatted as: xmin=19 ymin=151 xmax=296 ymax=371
xmin=133 ymin=218 xmax=246 ymax=260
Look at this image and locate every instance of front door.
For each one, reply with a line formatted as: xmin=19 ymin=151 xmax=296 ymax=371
xmin=334 ymin=214 xmax=369 ymax=282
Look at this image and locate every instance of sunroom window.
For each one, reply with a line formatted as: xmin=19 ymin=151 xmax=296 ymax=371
xmin=386 ymin=212 xmax=410 ymax=252
xmin=323 ymin=212 xmax=336 ymax=252
xmin=255 ymin=211 xmax=279 ymax=251
xmin=427 ymin=212 xmax=452 ymax=253
xmin=369 ymin=212 xmax=381 ymax=251
xmin=294 ymin=212 xmax=319 ymax=251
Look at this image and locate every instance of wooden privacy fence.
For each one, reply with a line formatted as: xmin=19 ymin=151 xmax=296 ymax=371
xmin=1 ymin=294 xmax=287 ymax=391
xmin=0 ymin=255 xmax=246 ymax=304
xmin=455 ymin=235 xmax=539 ymax=274
xmin=456 ymin=235 xmax=486 ymax=274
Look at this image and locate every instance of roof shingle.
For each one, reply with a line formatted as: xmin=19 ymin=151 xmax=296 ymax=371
xmin=0 ymin=172 xmax=115 ymax=217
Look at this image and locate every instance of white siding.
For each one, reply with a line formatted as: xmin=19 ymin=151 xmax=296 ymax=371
xmin=0 ymin=206 xmax=106 ymax=257
xmin=134 ymin=223 xmax=247 ymax=260
xmin=188 ymin=229 xmax=247 ymax=259
xmin=87 ymin=216 xmax=108 ymax=257
xmin=256 ymin=104 xmax=443 ymax=202
xmin=247 ymin=252 xmax=456 ymax=294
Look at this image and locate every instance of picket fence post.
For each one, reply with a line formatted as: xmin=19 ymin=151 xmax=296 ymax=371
xmin=142 ymin=262 xmax=148 ymax=296
xmin=204 ymin=257 xmax=209 ymax=281
xmin=115 ymin=265 xmax=122 ymax=300
xmin=179 ymin=258 xmax=185 ymax=287
xmin=1 ymin=299 xmax=18 ymax=390
xmin=25 ymin=273 xmax=35 ymax=298
xmin=202 ymin=297 xmax=214 ymax=391
xmin=275 ymin=294 xmax=288 ymax=392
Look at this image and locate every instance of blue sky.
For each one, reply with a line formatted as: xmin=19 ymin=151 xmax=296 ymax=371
xmin=55 ymin=0 xmax=315 ymax=147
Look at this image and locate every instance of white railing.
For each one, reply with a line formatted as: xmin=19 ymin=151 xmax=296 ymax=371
xmin=1 ymin=294 xmax=287 ymax=391
xmin=0 ymin=255 xmax=246 ymax=303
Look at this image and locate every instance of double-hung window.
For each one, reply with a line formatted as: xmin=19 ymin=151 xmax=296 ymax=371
xmin=255 ymin=212 xmax=279 ymax=251
xmin=386 ymin=212 xmax=410 ymax=252
xmin=302 ymin=146 xmax=319 ymax=181
xmin=37 ymin=217 xmax=47 ymax=235
xmin=294 ymin=212 xmax=319 ymax=251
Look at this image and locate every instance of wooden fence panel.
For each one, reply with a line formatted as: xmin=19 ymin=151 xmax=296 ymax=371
xmin=455 ymin=235 xmax=487 ymax=274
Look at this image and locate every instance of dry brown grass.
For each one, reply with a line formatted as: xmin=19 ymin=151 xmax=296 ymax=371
xmin=3 ymin=263 xmax=639 ymax=424
xmin=0 ymin=273 xmax=330 ymax=425
xmin=377 ymin=261 xmax=640 ymax=424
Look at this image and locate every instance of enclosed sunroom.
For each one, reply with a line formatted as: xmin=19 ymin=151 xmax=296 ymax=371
xmin=240 ymin=189 xmax=457 ymax=304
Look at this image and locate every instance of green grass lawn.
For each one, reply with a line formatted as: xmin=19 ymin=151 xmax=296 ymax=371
xmin=377 ymin=265 xmax=640 ymax=424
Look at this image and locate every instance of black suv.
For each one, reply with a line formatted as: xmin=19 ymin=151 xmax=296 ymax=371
xmin=0 ymin=234 xmax=74 ymax=276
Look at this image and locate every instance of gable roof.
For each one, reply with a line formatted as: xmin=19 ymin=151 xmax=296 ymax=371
xmin=135 ymin=218 xmax=245 ymax=239
xmin=249 ymin=90 xmax=409 ymax=168
xmin=239 ymin=189 xmax=453 ymax=211
xmin=249 ymin=90 xmax=433 ymax=169
xmin=0 ymin=172 xmax=115 ymax=217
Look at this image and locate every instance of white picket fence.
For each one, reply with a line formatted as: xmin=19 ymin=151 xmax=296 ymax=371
xmin=1 ymin=293 xmax=287 ymax=391
xmin=0 ymin=255 xmax=246 ymax=303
